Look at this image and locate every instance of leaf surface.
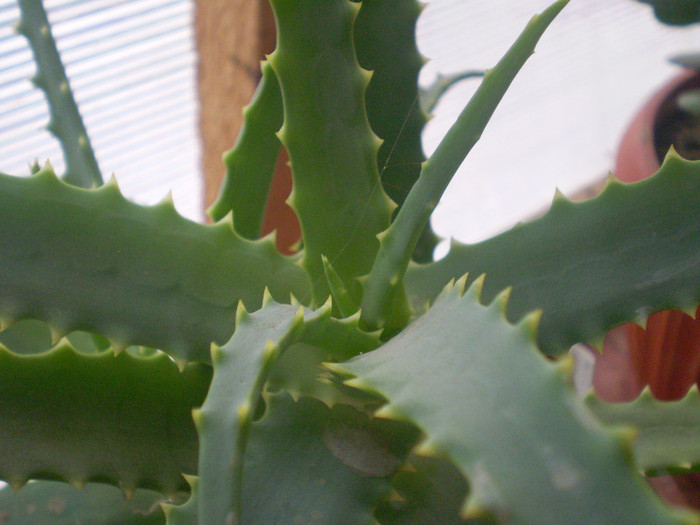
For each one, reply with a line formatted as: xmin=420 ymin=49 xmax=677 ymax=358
xmin=194 ymin=299 xmax=386 ymax=523
xmin=0 ymin=343 xmax=209 ymax=496
xmin=268 ymin=0 xmax=395 ymax=305
xmin=207 ymin=61 xmax=283 ymax=234
xmin=586 ymin=387 xmax=700 ymax=476
xmin=407 ymin=153 xmax=700 ymax=355
xmin=172 ymin=393 xmax=403 ymax=525
xmin=0 ymin=166 xmax=311 ymax=361
xmin=334 ymin=278 xmax=695 ymax=524
xmin=0 ymin=481 xmax=165 ymax=525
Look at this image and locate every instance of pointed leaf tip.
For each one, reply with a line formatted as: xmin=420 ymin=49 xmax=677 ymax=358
xmin=460 ymin=495 xmax=492 ymax=521
xmin=210 ymin=343 xmax=224 ymax=365
xmin=518 ymin=308 xmax=542 ymax=339
xmin=262 ymin=287 xmax=274 ymax=307
xmin=235 ymin=301 xmax=249 ymax=325
xmin=413 ymin=438 xmax=442 ymax=459
xmin=465 ymin=273 xmax=486 ymax=302
xmin=492 ymin=286 xmax=513 ymax=314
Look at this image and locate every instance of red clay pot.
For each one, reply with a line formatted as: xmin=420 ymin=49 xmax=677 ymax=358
xmin=615 ymin=69 xmax=700 ymax=183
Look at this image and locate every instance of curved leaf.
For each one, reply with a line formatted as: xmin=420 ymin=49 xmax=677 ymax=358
xmin=0 ymin=343 xmax=210 ymax=496
xmin=0 ymin=166 xmax=311 ymax=361
xmin=0 ymin=481 xmax=165 ymax=525
xmin=333 ymin=278 xmax=695 ymax=524
xmin=586 ymin=387 xmax=700 ymax=476
xmin=354 ymin=0 xmax=437 ymax=262
xmin=207 ymin=61 xmax=283 ymax=232
xmin=406 ymin=153 xmax=700 ymax=356
xmin=194 ymin=298 xmax=384 ymax=524
xmin=360 ymin=0 xmax=570 ymax=332
xmin=268 ymin=0 xmax=395 ymax=305
xmin=16 ymin=0 xmax=102 ymax=187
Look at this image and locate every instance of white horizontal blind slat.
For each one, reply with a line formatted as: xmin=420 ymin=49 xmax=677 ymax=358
xmin=0 ymin=0 xmax=201 ymax=220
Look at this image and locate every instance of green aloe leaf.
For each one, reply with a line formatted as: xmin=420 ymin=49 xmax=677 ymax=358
xmin=406 ymin=153 xmax=700 ymax=356
xmin=586 ymin=387 xmax=700 ymax=476
xmin=207 ymin=61 xmax=283 ymax=232
xmin=268 ymin=0 xmax=395 ymax=305
xmin=332 ymin=278 xmax=695 ymax=524
xmin=16 ymin=0 xmax=102 ymax=187
xmin=193 ymin=298 xmax=388 ymax=524
xmin=0 ymin=481 xmax=166 ymax=525
xmin=171 ymin=393 xmax=413 ymax=525
xmin=162 ymin=477 xmax=198 ymax=525
xmin=0 ymin=165 xmax=311 ymax=361
xmin=360 ymin=0 xmax=569 ymax=332
xmin=0 ymin=343 xmax=210 ymax=496
xmin=354 ymin=0 xmax=437 ymax=262
xmin=637 ymin=0 xmax=700 ymax=25
xmin=375 ymin=455 xmax=479 ymax=525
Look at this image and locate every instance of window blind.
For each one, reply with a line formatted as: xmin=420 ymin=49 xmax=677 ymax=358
xmin=0 ymin=0 xmax=201 ymax=220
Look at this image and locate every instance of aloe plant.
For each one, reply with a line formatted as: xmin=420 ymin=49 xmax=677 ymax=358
xmin=2 ymin=0 xmax=700 ymax=523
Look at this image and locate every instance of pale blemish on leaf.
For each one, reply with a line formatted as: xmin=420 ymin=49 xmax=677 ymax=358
xmin=322 ymin=423 xmax=400 ymax=477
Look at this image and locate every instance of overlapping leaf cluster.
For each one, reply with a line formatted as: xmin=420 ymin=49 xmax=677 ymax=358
xmin=1 ymin=0 xmax=700 ymax=523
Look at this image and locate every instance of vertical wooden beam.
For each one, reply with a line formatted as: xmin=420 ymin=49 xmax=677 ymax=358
xmin=195 ymin=0 xmax=275 ymax=212
xmin=195 ymin=0 xmax=300 ymax=253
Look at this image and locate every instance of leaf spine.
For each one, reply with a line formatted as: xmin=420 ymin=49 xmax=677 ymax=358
xmin=235 ymin=301 xmax=249 ymax=325
xmin=261 ymin=287 xmax=274 ymax=307
xmin=490 ymin=286 xmax=512 ymax=314
xmin=237 ymin=401 xmax=251 ymax=423
xmin=413 ymin=438 xmax=441 ymax=458
xmin=373 ymin=403 xmax=403 ymax=421
xmin=210 ymin=343 xmax=225 ymax=366
xmin=518 ymin=309 xmax=542 ymax=339
xmin=466 ymin=273 xmax=486 ymax=303
xmin=460 ymin=495 xmax=491 ymax=520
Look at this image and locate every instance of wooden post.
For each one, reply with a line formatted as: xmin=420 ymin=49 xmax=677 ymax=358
xmin=194 ymin=0 xmax=276 ymax=212
xmin=195 ymin=0 xmax=300 ymax=253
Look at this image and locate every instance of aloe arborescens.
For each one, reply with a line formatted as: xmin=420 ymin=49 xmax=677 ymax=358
xmin=1 ymin=0 xmax=700 ymax=523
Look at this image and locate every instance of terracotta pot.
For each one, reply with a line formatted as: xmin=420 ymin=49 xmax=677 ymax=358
xmin=594 ymin=69 xmax=700 ymax=510
xmin=615 ymin=69 xmax=700 ymax=183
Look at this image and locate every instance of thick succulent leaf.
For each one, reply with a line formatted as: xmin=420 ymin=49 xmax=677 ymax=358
xmin=0 ymin=166 xmax=311 ymax=361
xmin=360 ymin=0 xmax=569 ymax=332
xmin=0 ymin=320 xmax=54 ymax=354
xmin=420 ymin=71 xmax=485 ymax=115
xmin=0 ymin=481 xmax=166 ymax=525
xmin=162 ymin=477 xmax=198 ymax=525
xmin=0 ymin=319 xmax=113 ymax=356
xmin=268 ymin=0 xmax=395 ymax=305
xmin=174 ymin=393 xmax=404 ymax=525
xmin=586 ymin=387 xmax=700 ymax=476
xmin=332 ymin=278 xmax=695 ymax=524
xmin=406 ymin=153 xmax=700 ymax=356
xmin=16 ymin=0 xmax=102 ymax=187
xmin=0 ymin=343 xmax=210 ymax=496
xmin=242 ymin=394 xmax=408 ymax=524
xmin=194 ymin=299 xmax=386 ymax=524
xmin=375 ymin=455 xmax=480 ymax=525
xmin=194 ymin=301 xmax=304 ymax=525
xmin=637 ymin=0 xmax=700 ymax=25
xmin=207 ymin=61 xmax=283 ymax=231
xmin=267 ymin=307 xmax=383 ymax=406
xmin=354 ymin=0 xmax=437 ymax=262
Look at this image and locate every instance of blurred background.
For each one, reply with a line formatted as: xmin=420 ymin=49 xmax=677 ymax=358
xmin=1 ymin=0 xmax=700 ymax=249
